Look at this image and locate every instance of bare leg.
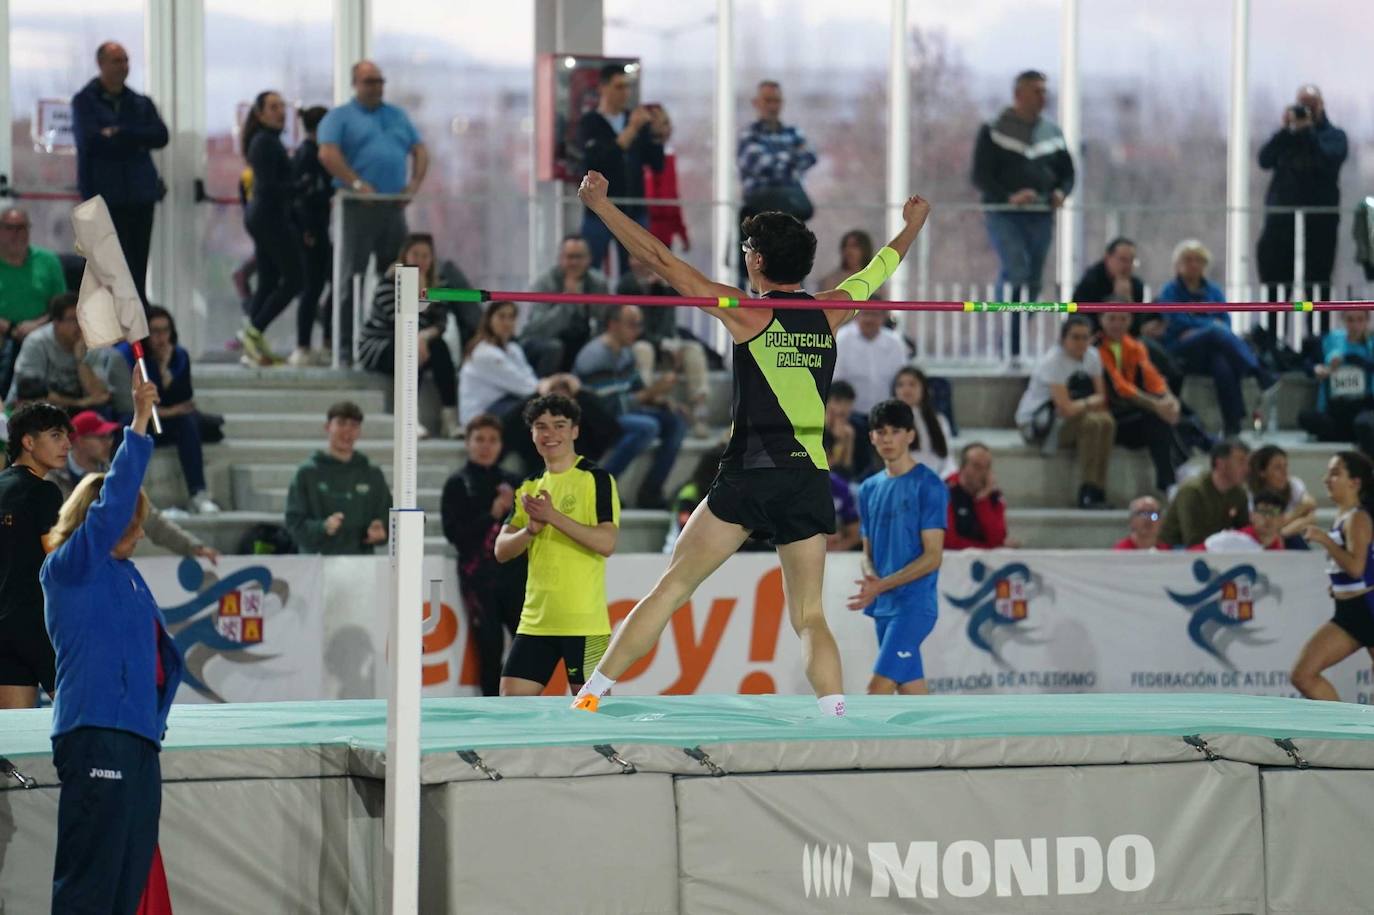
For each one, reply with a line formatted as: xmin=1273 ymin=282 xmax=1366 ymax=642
xmin=868 ymin=674 xmax=928 ymax=696
xmin=1290 ymin=622 xmax=1361 ymax=700
xmin=499 ymin=676 xmax=546 ymax=697
xmin=595 ymin=501 xmax=751 ymax=680
xmin=775 ymin=533 xmax=844 ymax=697
xmin=897 ymin=679 xmax=929 ymax=696
xmin=0 ymin=685 xmax=37 ymax=710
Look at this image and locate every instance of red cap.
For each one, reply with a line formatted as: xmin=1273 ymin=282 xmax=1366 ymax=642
xmin=70 ymin=411 xmax=120 ymax=439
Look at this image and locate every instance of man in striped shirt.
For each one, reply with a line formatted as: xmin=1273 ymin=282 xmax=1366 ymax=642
xmin=737 ymin=81 xmax=818 ymax=286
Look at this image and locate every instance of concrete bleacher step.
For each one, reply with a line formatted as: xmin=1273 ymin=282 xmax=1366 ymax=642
xmin=196 ymin=389 xmax=387 ymax=418
xmin=222 ymin=413 xmax=398 ymax=441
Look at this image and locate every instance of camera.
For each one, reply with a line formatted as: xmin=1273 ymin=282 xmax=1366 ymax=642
xmin=1289 ymin=104 xmax=1312 ymax=121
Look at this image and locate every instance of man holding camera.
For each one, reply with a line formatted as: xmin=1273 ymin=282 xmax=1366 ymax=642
xmin=1256 ymin=85 xmax=1348 ymax=304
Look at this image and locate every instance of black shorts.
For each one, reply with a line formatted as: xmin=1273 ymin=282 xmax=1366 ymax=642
xmin=706 ymin=467 xmax=836 ymax=545
xmin=502 ymin=634 xmax=611 ymax=688
xmin=0 ymin=617 xmax=56 ymax=694
xmin=1331 ymin=595 xmax=1374 ymax=647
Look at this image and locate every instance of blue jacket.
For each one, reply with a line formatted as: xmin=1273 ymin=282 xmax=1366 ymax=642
xmin=42 ymin=429 xmax=184 ymax=747
xmin=71 ymin=78 xmax=168 ymax=206
xmin=1156 ymin=277 xmax=1229 ymax=349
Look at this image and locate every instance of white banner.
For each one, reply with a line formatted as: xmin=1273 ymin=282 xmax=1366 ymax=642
xmin=136 ymin=551 xmax=1373 ymax=704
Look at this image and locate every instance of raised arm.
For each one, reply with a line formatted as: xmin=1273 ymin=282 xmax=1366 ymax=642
xmin=817 ymin=195 xmax=931 ymax=327
xmin=577 ymin=170 xmax=745 ymax=328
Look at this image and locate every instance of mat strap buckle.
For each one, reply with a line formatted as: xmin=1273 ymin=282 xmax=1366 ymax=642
xmin=593 ymin=744 xmax=637 ymax=775
xmin=456 ymin=750 xmax=503 ymax=781
xmin=1182 ymin=735 xmax=1220 ymax=761
xmin=0 ymin=755 xmax=36 ymax=789
xmin=683 ymin=746 xmax=725 ymax=777
xmin=1273 ymin=738 xmax=1310 ymax=769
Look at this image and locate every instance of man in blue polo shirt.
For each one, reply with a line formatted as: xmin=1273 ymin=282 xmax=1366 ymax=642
xmin=317 ymin=59 xmax=428 ymax=355
xmin=850 ymin=398 xmax=948 ymax=695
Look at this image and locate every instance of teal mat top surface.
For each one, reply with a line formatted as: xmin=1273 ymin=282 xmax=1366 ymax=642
xmin=3 ymin=694 xmax=1373 ymax=759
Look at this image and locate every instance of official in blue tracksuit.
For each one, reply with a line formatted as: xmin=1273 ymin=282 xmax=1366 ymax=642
xmin=42 ymin=374 xmax=183 ymax=914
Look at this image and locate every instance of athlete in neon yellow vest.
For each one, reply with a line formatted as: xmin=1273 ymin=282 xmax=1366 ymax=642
xmin=573 ymin=169 xmax=930 ymax=716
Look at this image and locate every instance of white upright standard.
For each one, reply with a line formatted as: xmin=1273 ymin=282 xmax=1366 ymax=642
xmin=386 ymin=264 xmax=424 ymax=913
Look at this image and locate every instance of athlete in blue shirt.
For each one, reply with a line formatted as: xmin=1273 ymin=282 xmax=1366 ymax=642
xmin=850 ymin=399 xmax=947 ymax=694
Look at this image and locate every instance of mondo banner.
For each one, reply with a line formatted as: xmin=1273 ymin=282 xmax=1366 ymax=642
xmin=134 ymin=551 xmax=1371 ymax=704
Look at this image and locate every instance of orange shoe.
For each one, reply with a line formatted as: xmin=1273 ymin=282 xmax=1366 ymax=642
xmin=571 ymin=693 xmax=599 ymax=712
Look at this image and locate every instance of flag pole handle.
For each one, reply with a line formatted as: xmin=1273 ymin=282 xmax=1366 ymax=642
xmin=130 ymin=341 xmax=163 ymax=435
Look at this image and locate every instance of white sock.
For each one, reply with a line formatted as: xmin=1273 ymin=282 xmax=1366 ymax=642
xmin=818 ymin=694 xmax=846 ymax=717
xmin=580 ymin=670 xmax=616 ymax=699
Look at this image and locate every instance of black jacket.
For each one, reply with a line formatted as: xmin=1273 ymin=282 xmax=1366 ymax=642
xmin=291 ymin=138 xmax=335 ymax=236
xmin=971 ymin=108 xmax=1075 ymax=206
xmin=1258 ymin=118 xmax=1348 ymax=209
xmin=71 ymin=78 xmax=168 ymax=205
xmin=1072 ymin=262 xmax=1143 ymax=304
xmin=577 ymin=110 xmax=664 ymax=217
xmin=245 ymin=128 xmax=294 ymax=227
xmin=441 ymin=462 xmax=526 ymax=600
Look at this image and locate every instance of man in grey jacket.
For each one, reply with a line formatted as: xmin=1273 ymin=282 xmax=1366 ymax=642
xmin=519 ymin=235 xmax=609 ymax=375
xmin=47 ymin=410 xmax=220 ymax=562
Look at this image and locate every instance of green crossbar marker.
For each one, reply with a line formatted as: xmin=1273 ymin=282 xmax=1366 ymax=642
xmin=963 ymin=301 xmax=1076 ymax=313
xmin=425 ymin=288 xmax=486 ymax=303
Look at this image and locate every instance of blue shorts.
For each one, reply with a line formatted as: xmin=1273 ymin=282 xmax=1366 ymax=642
xmin=873 ymin=613 xmax=937 ymax=685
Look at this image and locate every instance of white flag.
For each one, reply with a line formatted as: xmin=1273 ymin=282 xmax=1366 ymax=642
xmin=70 ymin=195 xmax=149 ymax=347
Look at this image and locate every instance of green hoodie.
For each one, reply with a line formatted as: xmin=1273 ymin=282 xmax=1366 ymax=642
xmin=284 ymin=450 xmax=393 ymax=555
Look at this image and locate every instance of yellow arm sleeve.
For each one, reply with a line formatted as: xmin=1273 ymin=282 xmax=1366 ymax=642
xmin=836 ymin=246 xmax=900 ymax=302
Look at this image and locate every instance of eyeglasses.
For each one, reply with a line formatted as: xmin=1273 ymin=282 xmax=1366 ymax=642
xmin=741 ymin=240 xmax=756 ymax=256
xmin=360 ymin=77 xmax=385 ymax=86
xmin=1132 ymin=510 xmax=1160 ymax=522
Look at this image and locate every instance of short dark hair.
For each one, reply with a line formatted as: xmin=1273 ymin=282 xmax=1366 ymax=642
xmin=1014 ymin=69 xmax=1047 ymax=86
xmin=741 ymin=211 xmax=817 ymax=284
xmin=1209 ymin=437 xmax=1250 ymax=467
xmin=326 ymin=401 xmax=364 ymax=423
xmin=869 ymin=398 xmax=916 ymax=433
xmin=959 ymin=441 xmax=991 ymax=467
xmin=1252 ymin=490 xmax=1286 ymax=512
xmin=1059 ymin=314 xmax=1093 ymax=340
xmin=599 ymin=63 xmax=626 ymax=85
xmin=465 ymin=413 xmax=503 ymax=439
xmin=523 ymin=393 xmax=580 ymax=427
xmin=1336 ymin=450 xmax=1374 ymax=503
xmin=95 ymin=41 xmax=120 ymax=65
xmin=828 ymin=380 xmax=857 ymax=403
xmin=47 ymin=292 xmax=78 ymax=323
xmin=757 ymin=79 xmax=781 ymax=92
xmin=146 ymin=304 xmax=178 ymax=345
xmin=1105 ymin=236 xmax=1136 ymax=256
xmin=6 ymin=402 xmax=74 ymax=464
xmin=300 ymin=105 xmax=328 ymax=133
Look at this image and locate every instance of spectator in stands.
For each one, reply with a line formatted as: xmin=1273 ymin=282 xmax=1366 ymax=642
xmin=441 ymin=415 xmax=525 ymax=698
xmin=892 ymin=366 xmax=955 ymax=477
xmin=1014 ymin=315 xmax=1115 ymax=509
xmin=237 ymin=91 xmax=302 ymax=368
xmin=285 ymin=401 xmax=391 ymax=555
xmin=643 ymin=105 xmax=689 ymax=252
xmin=290 ymin=105 xmax=334 ymax=367
xmin=1114 ymin=495 xmax=1166 ymax=550
xmin=616 ymin=257 xmax=711 ymax=437
xmin=973 ymin=69 xmax=1074 ymax=357
xmin=1299 ymin=309 xmax=1374 ymax=454
xmin=71 ymin=41 xmax=167 ymax=305
xmin=577 ymin=63 xmax=664 ymax=272
xmin=824 ymin=380 xmax=859 ymax=479
xmin=1072 ymin=237 xmax=1144 ymax=305
xmin=358 ymin=234 xmax=459 ymax=439
xmin=49 ymin=410 xmax=219 ymax=562
xmin=835 ymin=308 xmax=910 ymax=420
xmin=460 ymin=300 xmax=574 ymax=427
xmin=317 ymin=60 xmax=427 ymax=356
xmin=1160 ymin=439 xmax=1251 ymax=547
xmin=1204 ymin=490 xmax=1287 ymax=552
xmin=9 ymin=294 xmax=113 ymax=412
xmin=522 ymin=235 xmax=607 ymax=375
xmin=0 ymin=207 xmax=66 ymax=399
xmin=1256 ymin=85 xmax=1347 ymax=302
xmin=1248 ymin=444 xmax=1317 ymax=549
xmin=818 ymin=230 xmax=876 ymax=293
xmin=501 ymin=374 xmax=621 ymax=480
xmin=737 ymin=80 xmax=818 ymax=286
xmin=828 ymin=473 xmax=861 ymax=552
xmin=114 ymin=306 xmax=220 ymax=514
xmin=945 ymin=442 xmax=1009 ymax=550
xmin=1156 ymin=239 xmax=1276 ymax=436
xmin=573 ymin=304 xmax=685 ymax=509
xmin=1097 ymin=310 xmax=1185 ymax=493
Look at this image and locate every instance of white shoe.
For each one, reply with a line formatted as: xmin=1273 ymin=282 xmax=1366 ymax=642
xmin=416 ymin=423 xmax=430 ymax=441
xmin=287 ymin=348 xmax=316 ymax=367
xmin=188 ymin=490 xmax=221 ymax=514
xmin=439 ymin=407 xmax=461 ymax=440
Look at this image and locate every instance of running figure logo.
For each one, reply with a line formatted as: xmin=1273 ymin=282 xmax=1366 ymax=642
xmin=943 ymin=560 xmax=1048 ymax=666
xmin=1167 ymin=559 xmax=1278 ymax=668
